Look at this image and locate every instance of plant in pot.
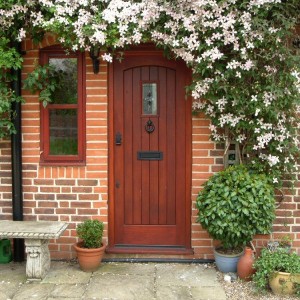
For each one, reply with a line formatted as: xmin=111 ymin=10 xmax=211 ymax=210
xmin=253 ymin=248 xmax=300 ymax=296
xmin=196 ymin=164 xmax=276 ymax=273
xmin=73 ymin=219 xmax=106 ymax=272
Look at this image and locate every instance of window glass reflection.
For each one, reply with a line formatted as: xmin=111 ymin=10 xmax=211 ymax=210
xmin=49 ymin=58 xmax=78 ymax=104
xmin=49 ymin=109 xmax=78 ymax=155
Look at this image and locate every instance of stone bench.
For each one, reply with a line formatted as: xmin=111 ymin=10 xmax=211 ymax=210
xmin=0 ymin=221 xmax=68 ymax=281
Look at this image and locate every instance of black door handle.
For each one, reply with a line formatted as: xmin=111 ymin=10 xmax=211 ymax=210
xmin=116 ymin=132 xmax=122 ymax=145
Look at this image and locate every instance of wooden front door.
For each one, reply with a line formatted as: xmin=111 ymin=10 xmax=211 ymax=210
xmin=108 ymin=47 xmax=192 ymax=254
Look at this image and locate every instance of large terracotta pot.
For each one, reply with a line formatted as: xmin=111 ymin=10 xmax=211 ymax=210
xmin=237 ymin=247 xmax=255 ymax=281
xmin=269 ymin=271 xmax=300 ymax=295
xmin=73 ymin=242 xmax=106 ymax=272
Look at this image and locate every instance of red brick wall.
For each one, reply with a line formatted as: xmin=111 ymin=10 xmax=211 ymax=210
xmin=0 ymin=33 xmax=299 ymax=260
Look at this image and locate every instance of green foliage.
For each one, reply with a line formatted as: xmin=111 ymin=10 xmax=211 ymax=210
xmin=279 ymin=235 xmax=293 ymax=248
xmin=76 ymin=219 xmax=104 ymax=249
xmin=23 ymin=64 xmax=62 ymax=107
xmin=196 ymin=165 xmax=276 ymax=250
xmin=253 ymin=248 xmax=300 ymax=293
xmin=0 ymin=38 xmax=24 ymax=137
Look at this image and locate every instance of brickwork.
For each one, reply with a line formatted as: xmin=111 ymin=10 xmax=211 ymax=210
xmin=0 ymin=140 xmax=12 ymax=218
xmin=0 ymin=34 xmax=299 ymax=260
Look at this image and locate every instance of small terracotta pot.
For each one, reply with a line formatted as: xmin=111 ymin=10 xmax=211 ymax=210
xmin=73 ymin=242 xmax=106 ymax=272
xmin=237 ymin=247 xmax=255 ymax=281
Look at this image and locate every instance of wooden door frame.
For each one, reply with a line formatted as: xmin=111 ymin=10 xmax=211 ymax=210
xmin=107 ymin=45 xmax=192 ymax=254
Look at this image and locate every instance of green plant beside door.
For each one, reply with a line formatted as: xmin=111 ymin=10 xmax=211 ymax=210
xmin=73 ymin=219 xmax=106 ymax=272
xmin=196 ymin=164 xmax=276 ymax=273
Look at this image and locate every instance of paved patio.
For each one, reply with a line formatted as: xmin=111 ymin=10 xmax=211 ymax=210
xmin=0 ymin=261 xmax=226 ymax=300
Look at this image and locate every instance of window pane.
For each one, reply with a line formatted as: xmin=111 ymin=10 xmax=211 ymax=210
xmin=49 ymin=109 xmax=78 ymax=155
xmin=143 ymin=83 xmax=157 ymax=115
xmin=49 ymin=58 xmax=78 ymax=104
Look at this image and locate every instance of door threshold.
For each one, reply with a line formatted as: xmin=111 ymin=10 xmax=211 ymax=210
xmin=102 ymin=257 xmax=214 ymax=264
xmin=106 ymin=245 xmax=194 ymax=255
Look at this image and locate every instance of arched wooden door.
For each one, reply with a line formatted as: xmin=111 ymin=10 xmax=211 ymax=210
xmin=108 ymin=47 xmax=192 ymax=254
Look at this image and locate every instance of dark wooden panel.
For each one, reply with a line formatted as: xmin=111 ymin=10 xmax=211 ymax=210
xmin=141 ymin=67 xmax=150 ymax=225
xmin=158 ymin=67 xmax=167 ymax=225
xmin=132 ymin=67 xmax=142 ymax=225
xmin=149 ymin=66 xmax=159 ymax=225
xmin=117 ymin=225 xmax=177 ymax=245
xmin=166 ymin=68 xmax=176 ymax=225
xmin=114 ymin=62 xmax=125 ymax=234
xmin=124 ymin=69 xmax=133 ymax=225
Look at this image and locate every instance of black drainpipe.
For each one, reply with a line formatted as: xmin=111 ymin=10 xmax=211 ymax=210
xmin=11 ymin=41 xmax=25 ymax=262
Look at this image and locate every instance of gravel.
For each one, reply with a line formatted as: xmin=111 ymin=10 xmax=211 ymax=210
xmin=217 ymin=270 xmax=299 ymax=300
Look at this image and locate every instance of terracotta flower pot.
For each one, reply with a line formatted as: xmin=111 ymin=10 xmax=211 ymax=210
xmin=73 ymin=241 xmax=106 ymax=272
xmin=269 ymin=271 xmax=300 ymax=295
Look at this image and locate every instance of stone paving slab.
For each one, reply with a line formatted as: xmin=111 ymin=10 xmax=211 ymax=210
xmin=190 ymin=286 xmax=228 ymax=300
xmin=156 ymin=285 xmax=192 ymax=300
xmin=50 ymin=284 xmax=87 ymax=298
xmin=0 ymin=263 xmax=27 ymax=283
xmin=87 ymin=274 xmax=154 ymax=299
xmin=42 ymin=263 xmax=91 ymax=285
xmin=12 ymin=283 xmax=55 ymax=300
xmin=156 ymin=264 xmax=219 ymax=287
xmin=95 ymin=262 xmax=157 ymax=276
xmin=0 ymin=261 xmax=226 ymax=300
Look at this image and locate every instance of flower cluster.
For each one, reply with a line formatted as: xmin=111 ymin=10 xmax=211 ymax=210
xmin=0 ymin=0 xmax=299 ymax=186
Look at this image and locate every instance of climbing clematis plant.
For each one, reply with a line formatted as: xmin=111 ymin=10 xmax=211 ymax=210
xmin=0 ymin=0 xmax=299 ymax=186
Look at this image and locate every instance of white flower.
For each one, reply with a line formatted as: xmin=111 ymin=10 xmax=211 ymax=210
xmin=101 ymin=53 xmax=113 ymax=63
xmin=17 ymin=28 xmax=26 ymax=41
xmin=251 ymin=95 xmax=258 ymax=102
xmin=243 ymin=59 xmax=254 ymax=71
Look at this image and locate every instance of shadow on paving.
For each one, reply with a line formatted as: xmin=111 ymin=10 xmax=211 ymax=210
xmin=0 ymin=261 xmax=226 ymax=300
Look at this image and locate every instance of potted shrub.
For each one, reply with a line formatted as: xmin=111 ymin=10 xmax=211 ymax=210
xmin=73 ymin=219 xmax=106 ymax=272
xmin=253 ymin=248 xmax=300 ymax=296
xmin=196 ymin=164 xmax=276 ymax=273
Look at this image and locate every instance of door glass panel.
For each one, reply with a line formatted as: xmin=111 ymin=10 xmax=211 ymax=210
xmin=49 ymin=58 xmax=78 ymax=104
xmin=49 ymin=109 xmax=78 ymax=155
xmin=143 ymin=83 xmax=157 ymax=115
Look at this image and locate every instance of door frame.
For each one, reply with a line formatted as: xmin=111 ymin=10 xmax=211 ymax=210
xmin=107 ymin=45 xmax=192 ymax=254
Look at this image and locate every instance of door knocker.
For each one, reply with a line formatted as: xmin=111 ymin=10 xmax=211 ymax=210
xmin=145 ymin=119 xmax=155 ymax=134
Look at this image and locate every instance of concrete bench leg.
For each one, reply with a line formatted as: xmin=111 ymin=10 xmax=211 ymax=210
xmin=25 ymin=239 xmax=50 ymax=281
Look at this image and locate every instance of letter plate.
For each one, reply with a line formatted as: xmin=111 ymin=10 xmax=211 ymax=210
xmin=137 ymin=151 xmax=163 ymax=160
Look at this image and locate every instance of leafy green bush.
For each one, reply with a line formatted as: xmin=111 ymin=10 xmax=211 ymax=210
xmin=253 ymin=248 xmax=300 ymax=292
xmin=76 ymin=219 xmax=104 ymax=249
xmin=196 ymin=165 xmax=275 ymax=250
